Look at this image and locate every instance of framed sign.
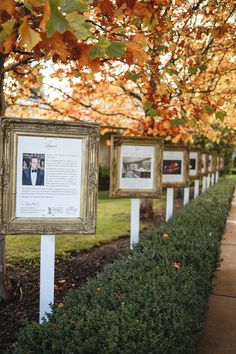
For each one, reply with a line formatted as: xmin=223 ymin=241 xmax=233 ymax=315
xmin=208 ymin=153 xmax=216 ymax=173
xmin=219 ymin=155 xmax=224 ymax=171
xmin=110 ymin=136 xmax=163 ymax=198
xmin=189 ymin=149 xmax=201 ymax=179
xmin=201 ymin=152 xmax=208 ymax=176
xmin=0 ymin=117 xmax=99 ymax=234
xmin=216 ymin=155 xmax=220 ymax=171
xmin=162 ymin=145 xmax=189 ymax=188
xmin=211 ymin=153 xmax=217 ymax=173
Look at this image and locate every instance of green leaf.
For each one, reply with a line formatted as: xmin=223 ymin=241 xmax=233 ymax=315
xmin=61 ymin=0 xmax=88 ymax=13
xmin=89 ymin=37 xmax=110 ymax=59
xmin=171 ymin=118 xmax=185 ymax=127
xmin=204 ymin=105 xmax=215 ymax=114
xmin=155 ymin=45 xmax=165 ymax=52
xmin=215 ymin=111 xmax=227 ymax=121
xmin=148 ymin=108 xmax=160 ymax=118
xmin=106 ymin=41 xmax=126 ymax=58
xmin=144 ymin=101 xmax=153 ymax=111
xmin=0 ymin=19 xmax=15 ymax=42
xmin=199 ymin=64 xmax=208 ymax=72
xmin=127 ymin=71 xmax=140 ymax=83
xmin=46 ymin=0 xmax=69 ymax=38
xmin=188 ymin=67 xmax=198 ymax=74
xmin=165 ymin=68 xmax=178 ymax=76
xmin=66 ymin=13 xmax=92 ymax=39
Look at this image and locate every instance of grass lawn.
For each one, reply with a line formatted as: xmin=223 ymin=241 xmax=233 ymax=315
xmin=6 ymin=192 xmax=166 ymax=266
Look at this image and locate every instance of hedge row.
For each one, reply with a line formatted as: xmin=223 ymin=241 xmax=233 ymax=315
xmin=14 ymin=179 xmax=236 ymax=354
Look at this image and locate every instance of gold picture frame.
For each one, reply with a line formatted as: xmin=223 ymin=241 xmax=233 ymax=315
xmin=110 ymin=136 xmax=163 ymax=198
xmin=162 ymin=145 xmax=189 ymax=188
xmin=189 ymin=148 xmax=202 ymax=180
xmin=0 ymin=117 xmax=99 ymax=235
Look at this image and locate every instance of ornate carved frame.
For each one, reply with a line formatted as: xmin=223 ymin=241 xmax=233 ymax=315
xmin=162 ymin=145 xmax=190 ymax=188
xmin=110 ymin=136 xmax=163 ymax=198
xmin=189 ymin=148 xmax=202 ymax=180
xmin=0 ymin=117 xmax=99 ymax=235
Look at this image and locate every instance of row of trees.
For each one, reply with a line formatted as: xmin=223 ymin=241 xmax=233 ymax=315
xmin=0 ymin=0 xmax=235 ymax=300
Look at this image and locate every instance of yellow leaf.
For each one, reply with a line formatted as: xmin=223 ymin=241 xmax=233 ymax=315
xmin=173 ymin=261 xmax=181 ymax=269
xmin=163 ymin=120 xmax=171 ymax=129
xmin=19 ymin=17 xmax=41 ymax=51
xmin=172 ymin=134 xmax=181 ymax=143
xmin=163 ymin=232 xmax=169 ymax=240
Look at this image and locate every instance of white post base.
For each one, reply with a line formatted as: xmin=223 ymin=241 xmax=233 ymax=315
xmin=130 ymin=199 xmax=140 ymax=249
xmin=211 ymin=173 xmax=215 ymax=186
xmin=40 ymin=235 xmax=55 ymax=324
xmin=194 ymin=180 xmax=199 ymax=199
xmin=207 ymin=174 xmax=211 ymax=188
xmin=202 ymin=176 xmax=207 ymax=193
xmin=183 ymin=187 xmax=190 ymax=206
xmin=215 ymin=172 xmax=219 ymax=184
xmin=166 ymin=188 xmax=174 ymax=221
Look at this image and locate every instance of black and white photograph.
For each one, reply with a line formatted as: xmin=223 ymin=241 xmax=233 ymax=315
xmin=22 ymin=153 xmax=45 ymax=186
xmin=122 ymin=157 xmax=151 ymax=179
xmin=163 ymin=160 xmax=182 ymax=175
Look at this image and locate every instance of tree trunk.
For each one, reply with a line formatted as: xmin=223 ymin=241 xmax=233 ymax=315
xmin=140 ymin=198 xmax=154 ymax=220
xmin=0 ymin=53 xmax=13 ymax=301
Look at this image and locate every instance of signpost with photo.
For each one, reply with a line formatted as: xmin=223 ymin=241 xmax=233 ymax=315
xmin=207 ymin=153 xmax=213 ymax=188
xmin=189 ymin=149 xmax=201 ymax=199
xmin=110 ymin=136 xmax=163 ymax=248
xmin=211 ymin=154 xmax=217 ymax=185
xmin=216 ymin=155 xmax=220 ymax=183
xmin=162 ymin=145 xmax=189 ymax=217
xmin=0 ymin=117 xmax=99 ymax=323
xmin=201 ymin=152 xmax=208 ymax=192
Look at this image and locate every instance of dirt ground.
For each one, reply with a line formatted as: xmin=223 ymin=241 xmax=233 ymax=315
xmin=0 ymin=199 xmax=184 ymax=353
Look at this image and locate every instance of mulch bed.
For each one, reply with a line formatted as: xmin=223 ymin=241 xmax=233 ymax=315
xmin=0 ymin=198 xmax=185 ymax=353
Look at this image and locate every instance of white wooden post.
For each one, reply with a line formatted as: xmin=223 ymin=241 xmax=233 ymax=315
xmin=216 ymin=171 xmax=219 ymax=183
xmin=183 ymin=187 xmax=190 ymax=206
xmin=211 ymin=173 xmax=215 ymax=186
xmin=202 ymin=176 xmax=207 ymax=193
xmin=130 ymin=198 xmax=140 ymax=249
xmin=194 ymin=180 xmax=199 ymax=199
xmin=166 ymin=188 xmax=174 ymax=221
xmin=207 ymin=173 xmax=211 ymax=188
xmin=40 ymin=235 xmax=55 ymax=324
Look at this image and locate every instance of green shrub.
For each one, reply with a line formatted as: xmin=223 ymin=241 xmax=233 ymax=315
xmin=14 ymin=179 xmax=235 ymax=354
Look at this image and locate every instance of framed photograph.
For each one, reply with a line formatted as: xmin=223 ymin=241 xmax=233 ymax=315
xmin=211 ymin=153 xmax=217 ymax=173
xmin=110 ymin=136 xmax=163 ymax=198
xmin=189 ymin=149 xmax=202 ymax=179
xmin=201 ymin=152 xmax=208 ymax=176
xmin=219 ymin=155 xmax=224 ymax=171
xmin=208 ymin=153 xmax=215 ymax=173
xmin=0 ymin=117 xmax=99 ymax=235
xmin=216 ymin=155 xmax=220 ymax=171
xmin=162 ymin=145 xmax=189 ymax=188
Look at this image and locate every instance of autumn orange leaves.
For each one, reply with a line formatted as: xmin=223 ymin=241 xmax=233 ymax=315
xmin=0 ymin=0 xmax=235 ymax=147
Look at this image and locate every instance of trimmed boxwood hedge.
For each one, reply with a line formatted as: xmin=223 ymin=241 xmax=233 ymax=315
xmin=14 ymin=179 xmax=235 ymax=354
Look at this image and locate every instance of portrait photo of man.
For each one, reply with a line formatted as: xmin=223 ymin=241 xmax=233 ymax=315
xmin=22 ymin=155 xmax=45 ymax=186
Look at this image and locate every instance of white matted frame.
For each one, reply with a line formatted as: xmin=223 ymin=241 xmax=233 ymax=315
xmin=162 ymin=145 xmax=189 ymax=188
xmin=189 ymin=149 xmax=202 ymax=180
xmin=110 ymin=136 xmax=163 ymax=198
xmin=0 ymin=117 xmax=99 ymax=235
